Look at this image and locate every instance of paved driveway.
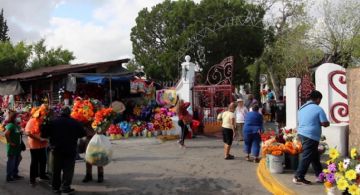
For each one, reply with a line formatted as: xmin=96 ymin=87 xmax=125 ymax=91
xmin=0 ymin=136 xmax=269 ymax=195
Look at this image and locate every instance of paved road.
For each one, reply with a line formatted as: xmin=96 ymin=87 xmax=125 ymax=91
xmin=0 ymin=136 xmax=269 ymax=195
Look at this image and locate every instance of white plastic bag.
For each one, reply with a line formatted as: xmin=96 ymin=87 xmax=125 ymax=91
xmin=85 ymin=134 xmax=113 ymax=166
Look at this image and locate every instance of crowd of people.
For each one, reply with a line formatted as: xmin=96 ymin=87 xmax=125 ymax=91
xmin=217 ymin=90 xmax=287 ymax=162
xmin=2 ymin=106 xmax=100 ymax=194
xmin=2 ymin=88 xmax=327 ymax=194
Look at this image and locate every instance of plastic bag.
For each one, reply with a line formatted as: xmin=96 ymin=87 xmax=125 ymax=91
xmin=85 ymin=134 xmax=112 ymax=166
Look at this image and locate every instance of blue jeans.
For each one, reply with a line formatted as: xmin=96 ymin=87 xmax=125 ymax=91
xmin=7 ymin=154 xmax=21 ymax=178
xmin=243 ymin=132 xmax=261 ymax=157
xmin=295 ymin=135 xmax=322 ymax=179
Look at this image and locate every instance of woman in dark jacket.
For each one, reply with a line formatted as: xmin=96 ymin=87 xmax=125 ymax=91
xmin=176 ymin=99 xmax=192 ymax=148
xmin=243 ymin=105 xmax=263 ymax=163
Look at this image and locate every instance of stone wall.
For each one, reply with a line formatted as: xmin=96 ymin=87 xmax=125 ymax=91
xmin=347 ymin=67 xmax=360 ymax=148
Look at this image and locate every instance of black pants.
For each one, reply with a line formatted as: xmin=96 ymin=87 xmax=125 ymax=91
xmin=30 ymin=148 xmax=47 ymax=181
xmin=295 ymin=135 xmax=323 ymax=179
xmin=178 ymin=120 xmax=188 ymax=145
xmin=51 ymin=150 xmax=76 ymax=191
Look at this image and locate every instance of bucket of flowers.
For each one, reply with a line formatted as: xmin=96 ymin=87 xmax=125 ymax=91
xmin=262 ymin=140 xmax=286 ymax=174
xmin=318 ymin=147 xmax=360 ymax=195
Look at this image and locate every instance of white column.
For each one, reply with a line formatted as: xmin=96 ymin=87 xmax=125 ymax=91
xmin=315 ymin=63 xmax=349 ymax=123
xmin=176 ymin=55 xmax=195 ymax=106
xmin=315 ymin=63 xmax=349 ymax=156
xmin=285 ymin=78 xmax=301 ymax=129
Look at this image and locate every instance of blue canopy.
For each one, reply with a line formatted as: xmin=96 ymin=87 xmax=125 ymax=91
xmin=80 ymin=75 xmax=133 ymax=84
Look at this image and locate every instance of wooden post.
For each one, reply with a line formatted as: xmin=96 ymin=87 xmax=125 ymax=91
xmin=30 ymin=84 xmax=33 ymax=105
xmin=50 ymin=80 xmax=53 ymax=106
xmin=109 ymin=76 xmax=112 ymax=105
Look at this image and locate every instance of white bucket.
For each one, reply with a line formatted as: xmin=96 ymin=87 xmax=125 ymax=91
xmin=267 ymin=154 xmax=284 ymax=173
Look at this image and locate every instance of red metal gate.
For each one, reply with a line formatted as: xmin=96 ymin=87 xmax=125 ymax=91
xmin=192 ymin=56 xmax=234 ymax=134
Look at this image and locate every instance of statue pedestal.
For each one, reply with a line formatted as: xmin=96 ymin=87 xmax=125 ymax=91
xmin=322 ymin=123 xmax=349 ymax=156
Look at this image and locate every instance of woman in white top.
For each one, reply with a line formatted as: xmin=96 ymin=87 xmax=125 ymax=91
xmin=218 ymin=103 xmax=236 ymax=160
xmin=235 ymin=99 xmax=248 ymax=142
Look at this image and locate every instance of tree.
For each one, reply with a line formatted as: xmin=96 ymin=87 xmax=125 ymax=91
xmin=309 ymin=0 xmax=360 ymax=68
xmin=0 ymin=41 xmax=31 ymax=76
xmin=0 ymin=9 xmax=10 ymax=41
xmin=29 ymin=39 xmax=75 ymax=70
xmin=248 ymin=0 xmax=312 ymax=98
xmin=131 ymin=0 xmax=266 ymax=83
xmin=131 ymin=0 xmax=197 ymax=81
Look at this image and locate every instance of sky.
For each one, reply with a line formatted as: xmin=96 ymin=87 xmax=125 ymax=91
xmin=0 ymin=0 xmax=198 ymax=63
xmin=0 ymin=0 xmax=342 ymax=64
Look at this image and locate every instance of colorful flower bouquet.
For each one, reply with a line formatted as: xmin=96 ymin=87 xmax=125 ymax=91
xmin=30 ymin=104 xmax=49 ymax=131
xmin=262 ymin=140 xmax=286 ymax=156
xmin=107 ymin=124 xmax=122 ymax=140
xmin=318 ymin=148 xmax=360 ymax=194
xmin=91 ymin=108 xmax=115 ymax=133
xmin=71 ymin=99 xmax=95 ymax=123
xmin=282 ymin=128 xmax=297 ymax=142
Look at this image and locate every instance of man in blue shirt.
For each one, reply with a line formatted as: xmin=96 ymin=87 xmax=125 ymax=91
xmin=293 ymin=90 xmax=329 ymax=185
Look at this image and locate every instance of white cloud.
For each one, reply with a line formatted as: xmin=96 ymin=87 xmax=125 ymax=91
xmin=44 ymin=0 xmax=168 ymax=63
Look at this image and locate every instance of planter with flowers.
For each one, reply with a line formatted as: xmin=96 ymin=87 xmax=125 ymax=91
xmin=318 ymin=147 xmax=360 ymax=195
xmin=261 ymin=135 xmax=286 ymax=173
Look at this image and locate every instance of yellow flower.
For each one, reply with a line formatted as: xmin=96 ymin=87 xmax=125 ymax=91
xmin=351 ymin=148 xmax=357 ymax=159
xmin=329 ymin=148 xmax=340 ymax=160
xmin=338 ymin=161 xmax=345 ymax=172
xmin=323 ymin=169 xmax=330 ymax=174
xmin=335 ymin=173 xmax=344 ymax=180
xmin=345 ymin=170 xmax=357 ymax=180
xmin=337 ymin=178 xmax=349 ymax=191
xmin=348 ymin=184 xmax=359 ymax=195
xmin=326 ymin=159 xmax=333 ymax=165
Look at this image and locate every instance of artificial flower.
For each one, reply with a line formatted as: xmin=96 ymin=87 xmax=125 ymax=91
xmin=351 ymin=148 xmax=357 ymax=160
xmin=324 ymin=181 xmax=333 ymax=189
xmin=348 ymin=184 xmax=360 ymax=195
xmin=338 ymin=161 xmax=345 ymax=172
xmin=335 ymin=173 xmax=344 ymax=180
xmin=345 ymin=169 xmax=357 ymax=180
xmin=337 ymin=178 xmax=349 ymax=191
xmin=328 ymin=163 xmax=337 ymax=173
xmin=329 ymin=148 xmax=340 ymax=160
xmin=326 ymin=173 xmax=336 ymax=183
xmin=344 ymin=158 xmax=351 ymax=169
xmin=355 ymin=164 xmax=360 ymax=174
xmin=323 ymin=169 xmax=330 ymax=174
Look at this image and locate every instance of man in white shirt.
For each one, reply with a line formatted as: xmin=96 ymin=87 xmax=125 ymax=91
xmin=235 ymin=98 xmax=248 ymax=141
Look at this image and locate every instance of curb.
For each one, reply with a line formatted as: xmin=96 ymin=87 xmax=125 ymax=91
xmin=257 ymin=159 xmax=296 ymax=195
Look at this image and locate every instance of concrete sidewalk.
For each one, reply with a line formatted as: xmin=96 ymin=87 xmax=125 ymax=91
xmin=257 ymin=159 xmax=327 ymax=195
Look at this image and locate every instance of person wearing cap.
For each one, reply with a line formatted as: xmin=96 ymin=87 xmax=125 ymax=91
xmin=293 ymin=90 xmax=329 ymax=185
xmin=41 ymin=107 xmax=86 ymax=194
xmin=234 ymin=98 xmax=248 ymax=142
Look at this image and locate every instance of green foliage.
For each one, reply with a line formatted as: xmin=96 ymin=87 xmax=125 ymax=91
xmin=131 ymin=0 xmax=197 ymax=81
xmin=313 ymin=0 xmax=360 ymax=68
xmin=0 ymin=41 xmax=31 ymax=76
xmin=131 ymin=0 xmax=266 ymax=83
xmin=125 ymin=59 xmax=141 ymax=72
xmin=0 ymin=9 xmax=10 ymax=41
xmin=29 ymin=39 xmax=75 ymax=70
